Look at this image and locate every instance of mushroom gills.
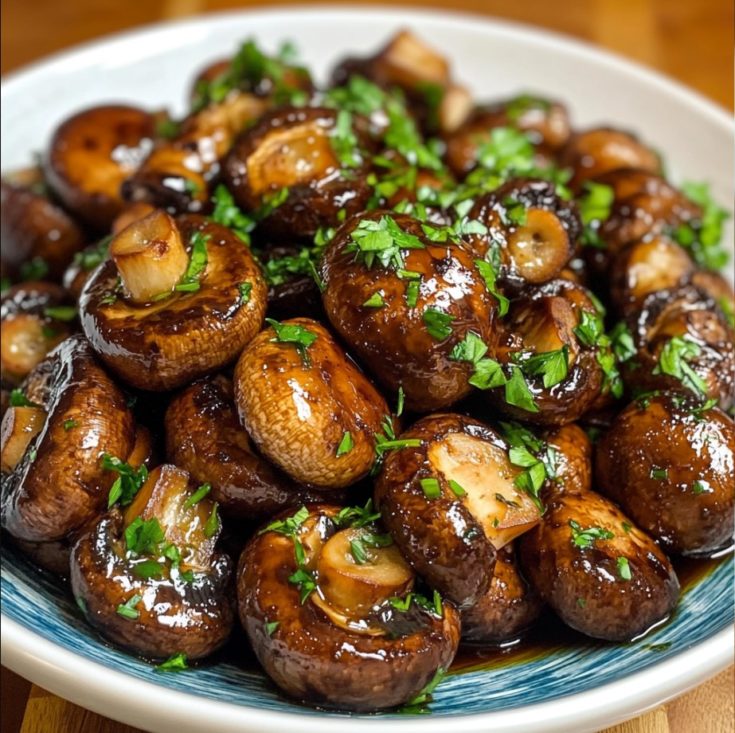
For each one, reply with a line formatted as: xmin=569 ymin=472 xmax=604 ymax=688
xmin=1 ymin=406 xmax=46 ymax=472
xmin=428 ymin=432 xmax=540 ymax=549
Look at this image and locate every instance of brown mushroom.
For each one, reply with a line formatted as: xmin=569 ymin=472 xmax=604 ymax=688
xmin=71 ymin=464 xmax=234 ymax=660
xmin=43 ymin=105 xmax=156 ymax=230
xmin=1 ymin=282 xmax=76 ymax=386
xmin=466 ymin=179 xmax=581 ymax=290
xmin=233 ymin=318 xmax=389 ymax=489
xmin=486 ymin=279 xmax=606 ymax=426
xmin=320 ymin=211 xmax=497 ymax=411
xmin=519 ymin=489 xmax=679 ymax=641
xmin=596 ymin=391 xmax=735 ymax=556
xmin=559 ymin=128 xmax=661 ymax=191
xmin=1 ymin=174 xmax=86 ymax=281
xmin=0 ymin=335 xmax=136 ymax=542
xmin=460 ymin=543 xmax=543 ymax=644
xmin=223 ymin=106 xmax=373 ymax=239
xmin=79 ymin=213 xmax=266 ymax=390
xmin=543 ymin=423 xmax=593 ymax=496
xmin=445 ymin=97 xmax=571 ymax=178
xmin=165 ymin=375 xmax=328 ymax=519
xmin=375 ymin=414 xmax=543 ymax=608
xmin=237 ymin=503 xmax=460 ymax=711
xmin=622 ymin=284 xmax=735 ymax=410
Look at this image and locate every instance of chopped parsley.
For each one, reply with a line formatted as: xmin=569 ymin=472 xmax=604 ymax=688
xmin=650 ymin=467 xmax=669 ymax=481
xmin=62 ymin=419 xmax=78 ymax=431
xmin=363 ymin=291 xmax=386 ymax=308
xmin=102 ymin=454 xmax=148 ymax=508
xmin=448 ymin=479 xmax=467 ymax=498
xmin=125 ymin=517 xmax=165 ymax=556
xmin=43 ymin=305 xmax=77 ymax=322
xmin=330 ymin=109 xmax=362 ymax=169
xmin=349 ymin=531 xmax=393 ymax=565
xmin=324 ymin=75 xmax=388 ymax=117
xmin=288 ymin=563 xmax=317 ymax=604
xmin=9 ymin=389 xmax=39 ymax=408
xmin=238 ymin=282 xmax=252 ymax=304
xmin=19 ymin=256 xmax=49 ymax=281
xmin=374 ymin=416 xmax=423 ymax=461
xmin=422 ymin=308 xmax=454 ymax=341
xmin=266 ymin=318 xmax=318 ymax=366
xmin=569 ymin=519 xmax=614 ymax=549
xmin=514 ymin=346 xmax=569 ymax=389
xmin=156 ymin=652 xmax=188 ymax=672
xmin=616 ymin=557 xmax=632 ymax=581
xmin=579 ymin=182 xmax=614 ymax=248
xmin=474 ymin=257 xmax=509 ymax=316
xmin=132 ymin=559 xmax=164 ymax=579
xmin=399 ymin=667 xmax=446 ymax=714
xmin=203 ymin=502 xmax=221 ymax=538
xmin=262 ymin=506 xmax=310 ymax=536
xmin=174 ymin=232 xmax=209 ymax=293
xmin=573 ymin=308 xmax=625 ymax=398
xmin=183 ymin=483 xmax=212 ymax=509
xmin=396 ymin=386 xmax=405 ymax=417
xmin=336 ymin=431 xmax=354 ymax=457
xmin=653 ymin=335 xmax=708 ymax=397
xmin=692 ymin=480 xmax=711 ymax=495
xmin=334 ymin=499 xmax=381 ymax=529
xmin=345 ymin=215 xmax=425 ymax=270
xmin=265 ymin=621 xmax=280 ymax=636
xmin=384 ymin=97 xmax=444 ymax=171
xmin=73 ymin=236 xmax=112 ymax=272
xmin=116 ymin=594 xmax=142 ymax=620
xmin=420 ymin=477 xmax=441 ymax=499
xmin=405 ymin=279 xmax=421 ymax=308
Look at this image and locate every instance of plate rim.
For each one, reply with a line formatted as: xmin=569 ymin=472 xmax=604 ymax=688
xmin=1 ymin=5 xmax=733 ymax=732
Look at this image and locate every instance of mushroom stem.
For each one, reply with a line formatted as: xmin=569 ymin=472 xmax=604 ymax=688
xmin=1 ymin=406 xmax=46 ymax=472
xmin=507 ymin=208 xmax=571 ymax=284
xmin=314 ymin=528 xmax=414 ymax=619
xmin=110 ymin=210 xmax=188 ymax=304
xmin=373 ymin=30 xmax=450 ymax=88
xmin=438 ymin=84 xmax=473 ymax=133
xmin=514 ymin=296 xmax=579 ymax=365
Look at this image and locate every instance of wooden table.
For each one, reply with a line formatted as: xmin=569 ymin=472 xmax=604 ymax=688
xmin=1 ymin=0 xmax=733 ymax=731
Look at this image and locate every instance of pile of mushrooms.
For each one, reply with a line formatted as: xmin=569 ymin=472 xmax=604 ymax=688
xmin=2 ymin=29 xmax=733 ymax=713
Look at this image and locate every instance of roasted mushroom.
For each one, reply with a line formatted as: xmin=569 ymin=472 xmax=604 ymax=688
xmin=596 ymin=391 xmax=735 ymax=556
xmin=320 ymin=211 xmax=496 ymax=411
xmin=71 ymin=464 xmax=234 ymax=659
xmin=43 ymin=105 xmax=156 ymax=230
xmin=466 ymin=179 xmax=581 ymax=290
xmin=445 ymin=96 xmax=571 ymax=178
xmin=609 ymin=236 xmax=695 ymax=317
xmin=233 ymin=318 xmax=389 ymax=489
xmin=80 ymin=212 xmax=267 ymax=390
xmin=622 ymin=284 xmax=735 ymax=409
xmin=123 ymin=94 xmax=269 ymax=214
xmin=223 ymin=106 xmax=373 ymax=239
xmin=559 ymin=128 xmax=661 ymax=191
xmin=374 ymin=414 xmax=542 ymax=608
xmin=1 ymin=173 xmax=86 ymax=282
xmin=166 ymin=375 xmax=327 ymax=519
xmin=1 ymin=282 xmax=75 ymax=386
xmin=237 ymin=503 xmax=461 ymax=711
xmin=486 ymin=279 xmax=607 ymax=426
xmin=1 ymin=335 xmax=136 ymax=542
xmin=460 ymin=543 xmax=543 ymax=644
xmin=519 ymin=489 xmax=680 ymax=641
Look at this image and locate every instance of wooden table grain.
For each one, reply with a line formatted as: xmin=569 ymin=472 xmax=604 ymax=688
xmin=1 ymin=1 xmax=733 ymax=731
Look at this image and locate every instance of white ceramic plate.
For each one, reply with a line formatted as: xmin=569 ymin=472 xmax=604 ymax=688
xmin=2 ymin=7 xmax=734 ymax=733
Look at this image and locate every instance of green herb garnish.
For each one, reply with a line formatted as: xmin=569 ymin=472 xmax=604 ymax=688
xmin=336 ymin=431 xmax=354 ymax=457
xmin=116 ymin=594 xmax=142 ymax=620
xmin=103 ymin=454 xmax=148 ymax=508
xmin=616 ymin=557 xmax=632 ymax=581
xmin=422 ymin=308 xmax=454 ymax=341
xmin=174 ymin=232 xmax=209 ymax=293
xmin=569 ymin=519 xmax=614 ymax=549
xmin=266 ymin=318 xmax=318 ymax=366
xmin=156 ymin=652 xmax=188 ymax=671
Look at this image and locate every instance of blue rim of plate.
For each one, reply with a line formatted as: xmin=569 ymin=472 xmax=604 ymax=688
xmin=2 ymin=540 xmax=733 ymax=719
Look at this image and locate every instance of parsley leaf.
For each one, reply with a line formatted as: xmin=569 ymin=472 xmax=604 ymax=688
xmin=336 ymin=431 xmax=354 ymax=457
xmin=345 ymin=215 xmax=425 ymax=270
xmin=423 ymin=308 xmax=454 ymax=341
xmin=266 ymin=318 xmax=318 ymax=366
xmin=569 ymin=519 xmax=614 ymax=549
xmin=653 ymin=335 xmax=708 ymax=397
xmin=174 ymin=232 xmax=209 ymax=293
xmin=420 ymin=477 xmax=441 ymax=499
xmin=9 ymin=389 xmax=39 ymax=408
xmin=183 ymin=483 xmax=211 ymax=509
xmin=102 ymin=454 xmax=148 ymax=508
xmin=399 ymin=667 xmax=446 ymax=714
xmin=334 ymin=499 xmax=381 ymax=528
xmin=514 ymin=346 xmax=569 ymax=389
xmin=474 ymin=258 xmax=509 ymax=316
xmin=579 ymin=182 xmax=614 ymax=248
xmin=262 ymin=506 xmax=310 ymax=536
xmin=616 ymin=557 xmax=632 ymax=581
xmin=156 ymin=652 xmax=188 ymax=672
xmin=330 ymin=110 xmax=362 ymax=169
xmin=116 ymin=594 xmax=142 ymax=620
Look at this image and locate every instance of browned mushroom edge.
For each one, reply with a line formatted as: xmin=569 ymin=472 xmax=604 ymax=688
xmin=71 ymin=463 xmax=234 ymax=660
xmin=237 ymin=503 xmax=460 ymax=711
xmin=79 ymin=215 xmax=267 ymax=391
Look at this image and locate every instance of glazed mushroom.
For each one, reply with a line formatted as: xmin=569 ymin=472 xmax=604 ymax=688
xmin=460 ymin=543 xmax=543 ymax=644
xmin=444 ymin=96 xmax=571 ymax=178
xmin=259 ymin=245 xmax=324 ymax=320
xmin=43 ymin=105 xmax=156 ymax=230
xmin=329 ymin=30 xmax=471 ymax=135
xmin=123 ymin=93 xmax=269 ymax=214
xmin=466 ymin=179 xmax=581 ymax=290
xmin=223 ymin=106 xmax=373 ymax=239
xmin=1 ymin=282 xmax=76 ymax=386
xmin=11 ymin=425 xmax=153 ymax=576
xmin=543 ymin=423 xmax=593 ymax=496
xmin=374 ymin=414 xmax=542 ymax=608
xmin=71 ymin=463 xmax=234 ymax=660
xmin=1 ymin=173 xmax=86 ymax=281
xmin=166 ymin=375 xmax=328 ymax=518
xmin=558 ymin=128 xmax=661 ymax=191
xmin=237 ymin=503 xmax=461 ymax=711
xmin=1 ymin=334 xmax=136 ymax=542
xmin=595 ymin=391 xmax=735 ymax=556
xmin=79 ymin=212 xmax=267 ymax=390
xmin=233 ymin=318 xmax=389 ymax=489
xmin=609 ymin=236 xmax=696 ymax=317
xmin=519 ymin=488 xmax=680 ymax=641
xmin=486 ymin=279 xmax=607 ymax=426
xmin=584 ymin=169 xmax=701 ymax=272
xmin=320 ymin=211 xmax=497 ymax=411
xmin=622 ymin=284 xmax=735 ymax=409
